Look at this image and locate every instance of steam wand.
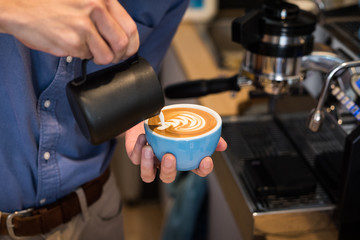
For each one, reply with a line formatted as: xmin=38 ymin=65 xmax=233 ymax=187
xmin=307 ymin=60 xmax=360 ymax=132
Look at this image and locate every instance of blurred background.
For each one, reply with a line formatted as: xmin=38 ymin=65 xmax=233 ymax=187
xmin=111 ymin=0 xmax=360 ymax=239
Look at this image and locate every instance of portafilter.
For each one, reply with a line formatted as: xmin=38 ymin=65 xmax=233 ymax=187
xmin=165 ymin=0 xmax=317 ymax=98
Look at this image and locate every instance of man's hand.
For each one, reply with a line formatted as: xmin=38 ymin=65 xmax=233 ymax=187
xmin=0 ymin=0 xmax=139 ymax=64
xmin=125 ymin=122 xmax=227 ymax=183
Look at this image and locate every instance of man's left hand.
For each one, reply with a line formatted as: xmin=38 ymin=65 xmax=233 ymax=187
xmin=125 ymin=122 xmax=227 ymax=183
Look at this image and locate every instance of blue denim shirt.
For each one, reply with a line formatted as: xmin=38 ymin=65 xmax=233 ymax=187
xmin=0 ymin=0 xmax=188 ymax=212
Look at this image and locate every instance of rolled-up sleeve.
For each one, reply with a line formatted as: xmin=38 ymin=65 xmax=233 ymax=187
xmin=120 ymin=0 xmax=190 ymax=72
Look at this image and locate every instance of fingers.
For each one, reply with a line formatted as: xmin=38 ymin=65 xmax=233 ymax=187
xmin=140 ymin=146 xmax=157 ymax=183
xmin=127 ymin=136 xmax=176 ymax=183
xmin=216 ymin=137 xmax=228 ymax=152
xmin=192 ymin=157 xmax=214 ymax=177
xmin=124 ymin=122 xmax=145 ymax=160
xmin=106 ymin=0 xmax=139 ymax=61
xmin=190 ymin=138 xmax=226 ymax=177
xmin=159 ymin=154 xmax=177 ymax=183
xmin=89 ymin=0 xmax=139 ymax=64
xmin=127 ymin=134 xmax=146 ymax=165
xmin=84 ymin=18 xmax=115 ymax=64
xmin=140 ymin=149 xmax=177 ymax=183
xmin=125 ymin=124 xmax=160 ymax=183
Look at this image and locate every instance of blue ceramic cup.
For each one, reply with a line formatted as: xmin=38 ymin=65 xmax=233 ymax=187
xmin=144 ymin=104 xmax=222 ymax=171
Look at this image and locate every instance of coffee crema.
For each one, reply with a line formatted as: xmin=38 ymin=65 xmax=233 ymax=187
xmin=148 ymin=107 xmax=217 ymax=138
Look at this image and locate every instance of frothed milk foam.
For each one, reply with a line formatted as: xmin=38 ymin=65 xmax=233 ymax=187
xmin=148 ymin=108 xmax=217 ymax=138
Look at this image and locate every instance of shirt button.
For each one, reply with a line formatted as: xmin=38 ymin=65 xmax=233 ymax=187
xmin=40 ymin=198 xmax=46 ymax=205
xmin=44 ymin=100 xmax=51 ymax=108
xmin=44 ymin=152 xmax=51 ymax=160
xmin=66 ymin=56 xmax=73 ymax=63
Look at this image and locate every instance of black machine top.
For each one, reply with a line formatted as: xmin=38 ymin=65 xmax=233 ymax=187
xmin=232 ymin=0 xmax=317 ymax=57
xmin=262 ymin=0 xmax=317 ymax=36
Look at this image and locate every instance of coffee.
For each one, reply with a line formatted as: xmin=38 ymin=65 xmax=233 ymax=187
xmin=147 ymin=107 xmax=217 ymax=138
xmin=144 ymin=104 xmax=222 ymax=170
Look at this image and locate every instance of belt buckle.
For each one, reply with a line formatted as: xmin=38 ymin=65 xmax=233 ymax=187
xmin=6 ymin=208 xmax=34 ymax=239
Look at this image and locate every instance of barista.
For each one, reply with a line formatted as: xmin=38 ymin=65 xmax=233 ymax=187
xmin=0 ymin=0 xmax=227 ymax=239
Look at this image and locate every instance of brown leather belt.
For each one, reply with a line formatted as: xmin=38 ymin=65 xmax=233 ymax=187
xmin=0 ymin=168 xmax=110 ymax=238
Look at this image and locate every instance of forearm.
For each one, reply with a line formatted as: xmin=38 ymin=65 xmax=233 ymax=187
xmin=119 ymin=0 xmax=189 ymax=72
xmin=139 ymin=0 xmax=189 ymax=72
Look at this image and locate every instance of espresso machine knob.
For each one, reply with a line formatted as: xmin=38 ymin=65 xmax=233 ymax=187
xmin=232 ymin=0 xmax=317 ymax=95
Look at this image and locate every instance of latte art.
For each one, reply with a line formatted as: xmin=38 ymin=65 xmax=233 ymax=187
xmin=157 ymin=111 xmax=206 ymax=131
xmin=148 ymin=108 xmax=217 ymax=138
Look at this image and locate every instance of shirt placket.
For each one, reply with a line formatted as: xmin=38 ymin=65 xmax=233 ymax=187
xmin=35 ymin=57 xmax=75 ymax=207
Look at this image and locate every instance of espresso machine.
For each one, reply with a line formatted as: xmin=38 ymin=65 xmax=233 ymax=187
xmin=165 ymin=1 xmax=360 ymax=239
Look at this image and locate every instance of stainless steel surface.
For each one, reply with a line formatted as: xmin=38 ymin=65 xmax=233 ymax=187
xmin=240 ymin=27 xmax=316 ymax=95
xmin=301 ymin=51 xmax=344 ymax=73
xmin=212 ymin=151 xmax=255 ymax=240
xmin=308 ymin=60 xmax=360 ymax=132
xmin=262 ymin=34 xmax=311 ymax=46
xmin=242 ymin=51 xmax=302 ymax=95
xmin=211 ymin=112 xmax=346 ymax=239
xmin=241 ymin=49 xmax=351 ymax=96
xmin=300 ymin=51 xmax=346 ymax=132
xmin=213 ymin=142 xmax=338 ymax=240
xmin=242 ymin=50 xmax=358 ymax=100
xmin=253 ymin=207 xmax=337 ymax=239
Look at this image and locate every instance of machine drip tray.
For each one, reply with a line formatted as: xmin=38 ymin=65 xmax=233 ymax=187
xmin=244 ymin=155 xmax=317 ymax=198
xmin=221 ymin=113 xmax=346 ymax=212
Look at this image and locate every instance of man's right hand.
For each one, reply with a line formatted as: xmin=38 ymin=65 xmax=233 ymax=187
xmin=0 ymin=0 xmax=139 ymax=65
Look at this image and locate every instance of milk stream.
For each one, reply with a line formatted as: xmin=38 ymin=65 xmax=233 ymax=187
xmin=159 ymin=111 xmax=165 ymax=128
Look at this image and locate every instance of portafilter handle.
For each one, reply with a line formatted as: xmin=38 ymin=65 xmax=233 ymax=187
xmin=164 ymin=75 xmax=252 ymax=99
xmin=308 ymin=60 xmax=360 ymax=132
